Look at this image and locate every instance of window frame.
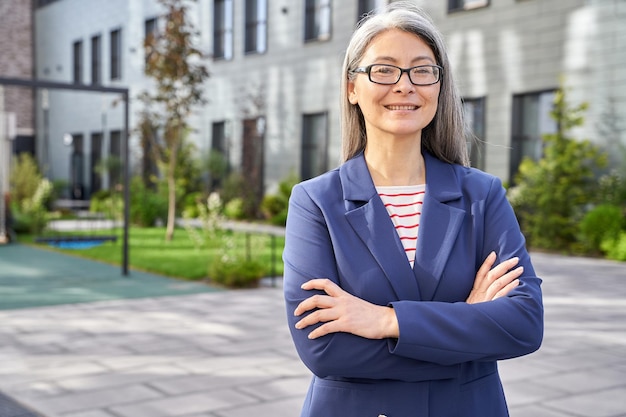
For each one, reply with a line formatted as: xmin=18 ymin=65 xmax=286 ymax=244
xmin=448 ymin=0 xmax=489 ymax=13
xmin=301 ymin=112 xmax=329 ymax=180
xmin=72 ymin=39 xmax=83 ymax=84
xmin=462 ymin=97 xmax=486 ymax=171
xmin=244 ymin=0 xmax=268 ymax=54
xmin=110 ymin=28 xmax=122 ymax=81
xmin=304 ymin=0 xmax=332 ymax=43
xmin=509 ymin=89 xmax=557 ymax=183
xmin=90 ymin=34 xmax=101 ymax=85
xmin=213 ymin=0 xmax=234 ymax=60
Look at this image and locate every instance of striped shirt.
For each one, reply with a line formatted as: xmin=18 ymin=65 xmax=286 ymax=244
xmin=376 ymin=184 xmax=426 ymax=268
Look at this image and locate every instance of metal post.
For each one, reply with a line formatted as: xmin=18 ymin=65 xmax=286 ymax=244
xmin=271 ymin=234 xmax=276 ymax=287
xmin=122 ymin=91 xmax=130 ymax=276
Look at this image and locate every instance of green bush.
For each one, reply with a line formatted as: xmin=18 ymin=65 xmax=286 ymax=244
xmin=260 ymin=172 xmax=299 ymax=226
xmin=90 ymin=190 xmax=123 ymax=220
xmin=601 ymin=232 xmax=626 ymax=262
xmin=223 ymin=197 xmax=246 ymax=220
xmin=208 ymin=255 xmax=264 ymax=288
xmin=579 ymin=204 xmax=624 ymax=254
xmin=509 ymin=86 xmax=607 ymax=252
xmin=10 ymin=153 xmax=43 ymax=206
xmin=130 ymin=177 xmax=168 ymax=226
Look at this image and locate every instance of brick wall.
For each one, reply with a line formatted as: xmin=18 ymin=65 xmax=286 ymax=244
xmin=0 ymin=0 xmax=34 ymax=134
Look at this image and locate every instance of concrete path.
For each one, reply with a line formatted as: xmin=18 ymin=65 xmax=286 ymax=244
xmin=0 ymin=250 xmax=625 ymax=417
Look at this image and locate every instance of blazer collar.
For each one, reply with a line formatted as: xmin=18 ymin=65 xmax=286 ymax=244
xmin=340 ymin=151 xmax=463 ymax=203
xmin=339 ymin=151 xmax=465 ymax=301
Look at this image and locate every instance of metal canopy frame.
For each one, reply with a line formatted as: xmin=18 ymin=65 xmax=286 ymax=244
xmin=0 ymin=76 xmax=131 ymax=275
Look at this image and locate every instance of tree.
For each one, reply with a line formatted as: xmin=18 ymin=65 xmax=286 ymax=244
xmin=509 ymin=85 xmax=608 ymax=252
xmin=141 ymin=0 xmax=208 ymax=241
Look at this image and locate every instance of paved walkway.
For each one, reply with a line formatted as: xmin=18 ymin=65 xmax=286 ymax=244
xmin=0 ymin=247 xmax=625 ymax=417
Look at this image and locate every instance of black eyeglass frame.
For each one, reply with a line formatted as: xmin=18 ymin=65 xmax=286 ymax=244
xmin=352 ymin=64 xmax=444 ymax=86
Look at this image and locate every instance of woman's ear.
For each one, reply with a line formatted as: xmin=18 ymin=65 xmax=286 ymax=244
xmin=348 ymin=80 xmax=358 ymax=105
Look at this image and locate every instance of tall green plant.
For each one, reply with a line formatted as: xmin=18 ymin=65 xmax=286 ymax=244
xmin=509 ymin=86 xmax=608 ymax=252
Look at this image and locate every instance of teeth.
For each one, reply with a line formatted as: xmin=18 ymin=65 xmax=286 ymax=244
xmin=387 ymin=105 xmax=416 ymax=110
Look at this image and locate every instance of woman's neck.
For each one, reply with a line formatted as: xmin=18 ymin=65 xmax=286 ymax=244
xmin=364 ymin=139 xmax=425 ymax=186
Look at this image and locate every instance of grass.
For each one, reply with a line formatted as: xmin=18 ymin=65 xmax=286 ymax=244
xmin=22 ymin=226 xmax=285 ymax=281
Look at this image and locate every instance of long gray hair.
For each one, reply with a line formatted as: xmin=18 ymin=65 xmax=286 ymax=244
xmin=341 ymin=1 xmax=470 ymax=166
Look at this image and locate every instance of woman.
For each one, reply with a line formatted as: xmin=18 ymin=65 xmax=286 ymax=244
xmin=283 ymin=3 xmax=543 ymax=416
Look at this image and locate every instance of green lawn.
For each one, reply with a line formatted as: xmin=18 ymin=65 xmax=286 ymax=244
xmin=23 ymin=227 xmax=285 ymax=281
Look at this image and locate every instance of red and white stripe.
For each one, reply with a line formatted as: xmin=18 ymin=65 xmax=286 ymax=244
xmin=377 ymin=184 xmax=425 ymax=268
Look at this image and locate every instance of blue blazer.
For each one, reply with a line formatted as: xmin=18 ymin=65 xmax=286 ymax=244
xmin=283 ymin=152 xmax=543 ymax=417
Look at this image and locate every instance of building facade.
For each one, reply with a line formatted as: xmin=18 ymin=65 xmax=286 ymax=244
xmin=31 ymin=0 xmax=625 ymax=201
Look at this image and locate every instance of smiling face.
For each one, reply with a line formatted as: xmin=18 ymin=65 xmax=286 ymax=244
xmin=348 ymin=29 xmax=440 ymax=145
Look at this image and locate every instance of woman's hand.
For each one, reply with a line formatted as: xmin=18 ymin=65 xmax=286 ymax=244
xmin=294 ymin=279 xmax=399 ymax=340
xmin=466 ymin=252 xmax=523 ymax=304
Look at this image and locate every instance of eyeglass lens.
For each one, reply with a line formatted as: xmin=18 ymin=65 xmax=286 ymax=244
xmin=369 ymin=64 xmax=440 ymax=85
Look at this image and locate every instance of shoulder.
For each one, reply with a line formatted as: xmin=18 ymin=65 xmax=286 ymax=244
xmin=290 ymin=167 xmax=342 ymax=205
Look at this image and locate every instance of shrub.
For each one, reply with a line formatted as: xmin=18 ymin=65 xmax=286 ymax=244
xmin=208 ymin=255 xmax=264 ymax=288
xmin=601 ymin=232 xmax=626 ymax=262
xmin=130 ymin=177 xmax=168 ymax=226
xmin=261 ymin=172 xmax=299 ymax=226
xmin=223 ymin=197 xmax=246 ymax=220
xmin=10 ymin=153 xmax=42 ymax=206
xmin=579 ymin=204 xmax=624 ymax=254
xmin=90 ymin=190 xmax=123 ymax=220
xmin=510 ymin=86 xmax=607 ymax=252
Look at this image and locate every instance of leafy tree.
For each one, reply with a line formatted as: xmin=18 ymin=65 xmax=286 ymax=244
xmin=509 ymin=86 xmax=608 ymax=252
xmin=141 ymin=0 xmax=209 ymax=241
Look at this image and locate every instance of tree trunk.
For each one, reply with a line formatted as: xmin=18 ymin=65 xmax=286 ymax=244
xmin=165 ymin=144 xmax=178 ymax=241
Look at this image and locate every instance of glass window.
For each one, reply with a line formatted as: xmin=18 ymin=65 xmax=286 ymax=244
xmin=301 ymin=112 xmax=328 ymax=180
xmin=304 ymin=0 xmax=331 ymax=42
xmin=144 ymin=17 xmax=158 ymax=64
xmin=357 ymin=0 xmax=387 ymax=22
xmin=90 ymin=132 xmax=103 ymax=195
xmin=245 ymin=0 xmax=267 ymax=54
xmin=110 ymin=28 xmax=122 ymax=80
xmin=510 ymin=90 xmax=557 ymax=182
xmin=91 ymin=35 xmax=101 ymax=85
xmin=72 ymin=40 xmax=83 ymax=84
xmin=448 ymin=0 xmax=489 ymax=13
xmin=463 ymin=97 xmax=486 ymax=171
xmin=70 ymin=134 xmax=85 ymax=199
xmin=109 ymin=130 xmax=122 ymax=186
xmin=214 ymin=0 xmax=234 ymax=60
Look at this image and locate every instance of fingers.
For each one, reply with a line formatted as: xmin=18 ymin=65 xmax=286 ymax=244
xmin=486 ymin=266 xmax=523 ymax=300
xmin=475 ymin=251 xmax=497 ymax=281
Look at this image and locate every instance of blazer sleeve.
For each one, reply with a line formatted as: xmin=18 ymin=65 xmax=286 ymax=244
xmin=389 ymin=176 xmax=544 ymax=366
xmin=283 ymin=183 xmax=460 ymax=382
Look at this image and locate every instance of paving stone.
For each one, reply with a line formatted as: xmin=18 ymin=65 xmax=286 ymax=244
xmin=545 ymin=386 xmax=626 ymax=417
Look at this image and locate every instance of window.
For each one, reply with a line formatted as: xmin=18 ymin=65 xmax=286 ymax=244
xmin=301 ymin=112 xmax=328 ymax=180
xmin=210 ymin=121 xmax=230 ymax=189
xmin=109 ymin=130 xmax=122 ymax=186
xmin=244 ymin=0 xmax=267 ymax=54
xmin=357 ymin=0 xmax=387 ymax=22
xmin=144 ymin=17 xmax=158 ymax=63
xmin=72 ymin=40 xmax=83 ymax=83
xmin=463 ymin=97 xmax=486 ymax=171
xmin=510 ymin=90 xmax=556 ymax=182
xmin=90 ymin=132 xmax=103 ymax=195
xmin=110 ymin=28 xmax=122 ymax=80
xmin=242 ymin=117 xmax=265 ymax=211
xmin=91 ymin=35 xmax=101 ymax=84
xmin=448 ymin=0 xmax=489 ymax=12
xmin=214 ymin=0 xmax=233 ymax=60
xmin=304 ymin=0 xmax=331 ymax=42
xmin=70 ymin=134 xmax=84 ymax=199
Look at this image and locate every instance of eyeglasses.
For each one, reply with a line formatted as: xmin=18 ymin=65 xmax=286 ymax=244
xmin=352 ymin=64 xmax=443 ymax=86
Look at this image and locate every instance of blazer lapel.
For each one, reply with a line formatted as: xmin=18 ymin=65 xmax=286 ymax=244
xmin=340 ymin=155 xmax=422 ymax=301
xmin=414 ymin=152 xmax=465 ymax=300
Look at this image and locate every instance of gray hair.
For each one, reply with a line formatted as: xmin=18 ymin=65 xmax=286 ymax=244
xmin=340 ymin=1 xmax=470 ymax=166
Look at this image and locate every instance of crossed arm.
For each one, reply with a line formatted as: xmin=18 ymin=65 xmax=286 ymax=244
xmin=294 ymin=252 xmax=524 ymax=340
